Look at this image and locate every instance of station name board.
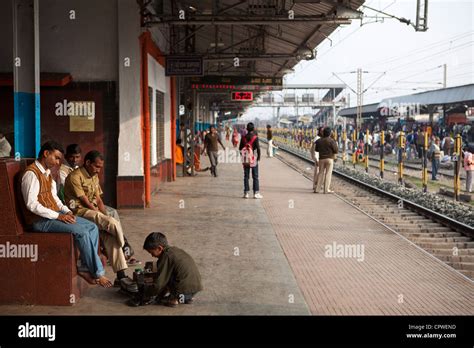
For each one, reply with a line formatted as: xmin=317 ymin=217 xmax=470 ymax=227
xmin=191 ymin=84 xmax=235 ymax=89
xmin=165 ymin=56 xmax=203 ymax=76
xmin=190 ymin=76 xmax=282 ymax=86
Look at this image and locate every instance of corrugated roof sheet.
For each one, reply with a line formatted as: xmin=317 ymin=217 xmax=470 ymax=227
xmin=380 ymin=84 xmax=474 ymax=106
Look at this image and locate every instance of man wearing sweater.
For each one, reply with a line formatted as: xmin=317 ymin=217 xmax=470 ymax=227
xmin=21 ymin=141 xmax=112 ymax=287
xmin=314 ymin=127 xmax=339 ymax=194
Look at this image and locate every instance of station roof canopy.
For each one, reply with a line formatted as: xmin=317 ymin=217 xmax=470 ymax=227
xmin=339 ymin=84 xmax=474 ymax=118
xmin=147 ymin=0 xmax=365 ymax=78
xmin=338 ymin=102 xmax=379 ymax=118
xmin=379 ymin=83 xmax=474 ymax=107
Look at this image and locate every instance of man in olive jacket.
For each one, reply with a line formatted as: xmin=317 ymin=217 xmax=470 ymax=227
xmin=315 ymin=127 xmax=339 ymax=194
xmin=143 ymin=232 xmax=202 ymax=307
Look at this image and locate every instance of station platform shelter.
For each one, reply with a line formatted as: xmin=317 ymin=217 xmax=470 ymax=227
xmin=1 ymin=139 xmax=472 ymax=315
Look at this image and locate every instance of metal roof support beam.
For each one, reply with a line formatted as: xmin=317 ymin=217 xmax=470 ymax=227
xmin=149 ymin=18 xmax=352 ymax=25
xmin=275 ymin=0 xmax=340 ymax=76
xmin=173 ymin=25 xmax=205 ymax=47
xmin=215 ymin=33 xmax=261 ymax=53
xmin=264 ymin=31 xmax=301 ymax=47
xmin=204 ymin=54 xmax=296 ymax=61
xmin=217 ymin=0 xmax=247 ymax=14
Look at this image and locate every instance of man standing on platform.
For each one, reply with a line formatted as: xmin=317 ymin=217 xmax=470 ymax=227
xmin=315 ymin=127 xmax=339 ymax=194
xmin=310 ymin=127 xmax=323 ymax=193
xmin=266 ymin=125 xmax=274 ymax=158
xmin=21 ymin=141 xmax=112 ymax=287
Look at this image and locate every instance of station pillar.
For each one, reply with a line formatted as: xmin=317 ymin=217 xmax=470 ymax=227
xmin=13 ymin=0 xmax=41 ymax=158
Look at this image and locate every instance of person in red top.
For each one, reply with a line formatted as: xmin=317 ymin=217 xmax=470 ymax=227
xmin=239 ymin=122 xmax=262 ymax=199
xmin=463 ymin=145 xmax=474 ymax=193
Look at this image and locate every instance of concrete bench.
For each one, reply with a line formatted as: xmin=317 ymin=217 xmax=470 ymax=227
xmin=0 ymin=159 xmax=90 ymax=305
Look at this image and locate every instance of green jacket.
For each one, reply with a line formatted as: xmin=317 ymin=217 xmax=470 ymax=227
xmin=151 ymin=246 xmax=202 ymax=297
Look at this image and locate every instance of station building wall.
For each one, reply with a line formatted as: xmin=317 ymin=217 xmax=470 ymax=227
xmin=0 ymin=0 xmax=176 ymax=209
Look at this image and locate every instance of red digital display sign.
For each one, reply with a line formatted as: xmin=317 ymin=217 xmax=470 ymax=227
xmin=231 ymin=91 xmax=253 ymax=101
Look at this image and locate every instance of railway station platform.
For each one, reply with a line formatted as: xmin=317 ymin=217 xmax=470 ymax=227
xmin=1 ymin=141 xmax=473 ymax=315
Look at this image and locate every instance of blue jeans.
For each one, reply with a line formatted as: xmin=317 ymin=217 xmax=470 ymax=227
xmin=244 ymin=164 xmax=259 ymax=193
xmin=431 ymin=159 xmax=440 ymax=179
xmin=32 ymin=216 xmax=105 ymax=278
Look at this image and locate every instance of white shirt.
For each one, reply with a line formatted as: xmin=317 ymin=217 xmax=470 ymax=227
xmin=59 ymin=163 xmax=78 ymax=187
xmin=21 ymin=160 xmax=71 ymax=220
xmin=312 ymin=136 xmax=320 ymax=161
xmin=0 ymin=137 xmax=12 ymax=157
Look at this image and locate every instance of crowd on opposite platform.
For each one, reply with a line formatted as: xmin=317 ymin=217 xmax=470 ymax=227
xmin=4 ymin=140 xmax=202 ymax=308
xmin=269 ymin=121 xmax=474 ymax=193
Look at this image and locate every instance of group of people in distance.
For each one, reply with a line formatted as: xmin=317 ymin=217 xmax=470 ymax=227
xmin=19 ymin=141 xmax=202 ymax=307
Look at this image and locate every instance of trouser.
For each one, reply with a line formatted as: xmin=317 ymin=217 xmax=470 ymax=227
xmin=105 ymin=205 xmax=134 ymax=259
xmin=466 ymin=170 xmax=473 ymax=192
xmin=431 ymin=159 xmax=440 ymax=179
xmin=267 ymin=139 xmax=273 ymax=157
xmin=313 ymin=161 xmax=319 ymax=190
xmin=316 ymin=158 xmax=334 ymax=193
xmin=208 ymin=150 xmax=218 ymax=174
xmin=417 ymin=145 xmax=423 ymax=159
xmin=81 ymin=209 xmax=127 ymax=273
xmin=32 ymin=216 xmax=104 ymax=278
xmin=244 ymin=164 xmax=259 ymax=193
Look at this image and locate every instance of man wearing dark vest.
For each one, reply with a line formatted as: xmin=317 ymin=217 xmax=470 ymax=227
xmin=21 ymin=141 xmax=112 ymax=288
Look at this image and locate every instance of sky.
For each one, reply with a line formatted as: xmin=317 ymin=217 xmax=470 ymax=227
xmin=242 ymin=0 xmax=474 ymax=121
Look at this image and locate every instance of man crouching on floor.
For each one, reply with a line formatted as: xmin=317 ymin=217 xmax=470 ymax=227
xmin=129 ymin=232 xmax=202 ymax=307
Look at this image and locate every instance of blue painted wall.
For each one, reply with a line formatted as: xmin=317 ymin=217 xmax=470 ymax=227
xmin=14 ymin=91 xmax=40 ymax=158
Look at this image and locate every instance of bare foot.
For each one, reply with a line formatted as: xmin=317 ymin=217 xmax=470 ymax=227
xmin=95 ymin=276 xmax=113 ymax=288
xmin=78 ymin=271 xmax=96 ymax=285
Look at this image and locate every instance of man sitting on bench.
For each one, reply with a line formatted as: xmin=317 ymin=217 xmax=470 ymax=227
xmin=64 ymin=150 xmax=130 ymax=286
xmin=59 ymin=143 xmax=139 ymax=266
xmin=21 ymin=141 xmax=112 ymax=287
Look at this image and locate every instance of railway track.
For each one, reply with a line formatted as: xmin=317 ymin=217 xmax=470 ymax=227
xmin=262 ymin=140 xmax=474 ymax=280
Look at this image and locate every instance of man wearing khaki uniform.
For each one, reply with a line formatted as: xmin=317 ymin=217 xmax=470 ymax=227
xmin=65 ymin=150 xmax=128 ymax=284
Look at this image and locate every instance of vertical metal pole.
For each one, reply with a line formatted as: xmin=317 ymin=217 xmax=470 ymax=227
xmin=454 ymin=134 xmax=461 ymax=201
xmin=398 ymin=131 xmax=405 ymax=185
xmin=380 ymin=130 xmax=385 ymax=178
xmin=352 ymin=130 xmax=356 ymax=168
xmin=356 ymin=68 xmax=363 ymax=152
xmin=422 ymin=131 xmax=428 ymax=192
xmin=365 ymin=128 xmax=369 ymax=173
xmin=342 ymin=130 xmax=346 ymax=166
xmin=443 ymin=63 xmax=447 ymax=89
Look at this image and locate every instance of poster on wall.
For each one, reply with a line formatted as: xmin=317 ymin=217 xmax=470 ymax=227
xmin=55 ymin=100 xmax=96 ymax=132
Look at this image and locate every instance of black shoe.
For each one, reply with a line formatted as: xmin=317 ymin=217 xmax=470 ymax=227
xmin=126 ymin=298 xmax=141 ymax=307
xmin=184 ymin=298 xmax=194 ymax=304
xmin=126 ymin=295 xmax=156 ymax=307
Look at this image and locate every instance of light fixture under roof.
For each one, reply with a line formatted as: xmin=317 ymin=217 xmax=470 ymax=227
xmin=209 ymin=42 xmax=225 ymax=48
xmin=281 ymin=68 xmax=295 ymax=74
